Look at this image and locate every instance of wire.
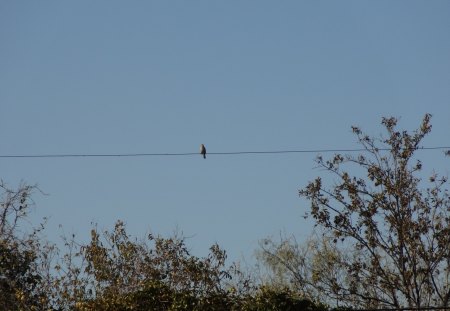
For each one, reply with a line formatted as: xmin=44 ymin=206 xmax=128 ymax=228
xmin=0 ymin=146 xmax=448 ymax=159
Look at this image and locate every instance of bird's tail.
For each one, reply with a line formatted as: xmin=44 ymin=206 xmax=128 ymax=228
xmin=203 ymin=154 xmax=206 ymax=159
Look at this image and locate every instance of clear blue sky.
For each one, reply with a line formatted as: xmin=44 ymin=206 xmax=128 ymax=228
xmin=1 ymin=1 xmax=449 ymax=263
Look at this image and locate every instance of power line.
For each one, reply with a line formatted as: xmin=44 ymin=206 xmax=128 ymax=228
xmin=0 ymin=146 xmax=448 ymax=159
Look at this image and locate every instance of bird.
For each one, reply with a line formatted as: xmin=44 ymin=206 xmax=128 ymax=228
xmin=200 ymin=144 xmax=206 ymax=159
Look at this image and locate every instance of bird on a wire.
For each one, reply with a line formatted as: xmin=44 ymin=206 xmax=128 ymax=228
xmin=200 ymin=144 xmax=206 ymax=159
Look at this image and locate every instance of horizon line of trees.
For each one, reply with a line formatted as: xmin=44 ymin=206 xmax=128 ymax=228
xmin=1 ymin=114 xmax=449 ymax=310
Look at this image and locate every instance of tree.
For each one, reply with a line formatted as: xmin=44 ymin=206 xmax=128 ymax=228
xmin=297 ymin=114 xmax=450 ymax=308
xmin=57 ymin=221 xmax=324 ymax=310
xmin=256 ymin=232 xmax=350 ymax=306
xmin=0 ymin=180 xmax=331 ymax=310
xmin=0 ymin=181 xmax=49 ymax=309
xmin=62 ymin=220 xmax=252 ymax=310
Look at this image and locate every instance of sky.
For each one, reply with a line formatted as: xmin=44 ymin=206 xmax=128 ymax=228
xmin=1 ymin=1 xmax=449 ymax=264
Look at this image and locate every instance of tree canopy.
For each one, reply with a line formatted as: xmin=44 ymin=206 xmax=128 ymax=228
xmin=0 ymin=182 xmax=323 ymax=310
xmin=259 ymin=114 xmax=449 ymax=309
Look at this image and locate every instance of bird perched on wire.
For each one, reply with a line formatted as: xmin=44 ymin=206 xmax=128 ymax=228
xmin=200 ymin=144 xmax=206 ymax=159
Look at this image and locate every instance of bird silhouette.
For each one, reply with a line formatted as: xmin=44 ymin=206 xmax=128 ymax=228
xmin=200 ymin=144 xmax=206 ymax=159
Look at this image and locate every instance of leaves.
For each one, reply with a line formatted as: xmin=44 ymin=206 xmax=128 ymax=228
xmin=298 ymin=114 xmax=449 ymax=308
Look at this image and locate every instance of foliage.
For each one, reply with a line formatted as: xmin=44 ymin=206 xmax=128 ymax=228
xmin=297 ymin=114 xmax=450 ymax=308
xmin=56 ymin=221 xmax=323 ymax=310
xmin=0 ymin=181 xmax=325 ymax=310
xmin=68 ymin=220 xmax=248 ymax=310
xmin=0 ymin=181 xmax=48 ymax=310
xmin=256 ymin=232 xmax=348 ymax=305
xmin=258 ymin=115 xmax=449 ymax=309
xmin=241 ymin=286 xmax=327 ymax=311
